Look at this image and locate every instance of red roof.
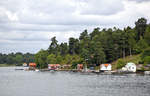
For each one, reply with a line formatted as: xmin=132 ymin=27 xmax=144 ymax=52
xmin=100 ymin=64 xmax=111 ymax=67
xmin=29 ymin=63 xmax=36 ymax=67
xmin=78 ymin=64 xmax=83 ymax=67
xmin=48 ymin=64 xmax=60 ymax=67
xmin=104 ymin=64 xmax=109 ymax=67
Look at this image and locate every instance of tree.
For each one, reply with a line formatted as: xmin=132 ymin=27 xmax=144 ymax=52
xmin=90 ymin=27 xmax=100 ymax=40
xmin=103 ymin=28 xmax=118 ymax=62
xmin=137 ymin=38 xmax=148 ymax=53
xmin=135 ymin=17 xmax=147 ymax=41
xmin=35 ymin=49 xmax=49 ymax=68
xmin=60 ymin=43 xmax=68 ymax=55
xmin=47 ymin=54 xmax=56 ymax=64
xmin=64 ymin=54 xmax=72 ymax=64
xmin=14 ymin=54 xmax=23 ymax=65
xmin=141 ymin=47 xmax=150 ymax=59
xmin=124 ymin=27 xmax=136 ymax=56
xmin=89 ymin=35 xmax=105 ymax=65
xmin=144 ymin=24 xmax=150 ymax=45
xmin=79 ymin=29 xmax=88 ymax=40
xmin=69 ymin=37 xmax=79 ymax=54
xmin=48 ymin=36 xmax=59 ymax=55
xmin=56 ymin=55 xmax=63 ymax=64
xmin=143 ymin=56 xmax=150 ymax=64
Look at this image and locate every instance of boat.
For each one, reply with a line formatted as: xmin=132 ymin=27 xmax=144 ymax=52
xmin=35 ymin=69 xmax=40 ymax=72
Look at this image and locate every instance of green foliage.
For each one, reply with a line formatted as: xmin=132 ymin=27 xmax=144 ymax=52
xmin=47 ymin=54 xmax=56 ymax=64
xmin=48 ymin=36 xmax=59 ymax=55
xmin=79 ymin=29 xmax=88 ymax=40
xmin=135 ymin=17 xmax=147 ymax=41
xmin=89 ymin=36 xmax=106 ymax=65
xmin=144 ymin=25 xmax=150 ymax=45
xmin=143 ymin=56 xmax=150 ymax=64
xmin=141 ymin=47 xmax=150 ymax=59
xmin=69 ymin=37 xmax=80 ymax=54
xmin=56 ymin=55 xmax=63 ymax=64
xmin=137 ymin=38 xmax=149 ymax=53
xmin=0 ymin=52 xmax=34 ymax=65
xmin=35 ymin=49 xmax=49 ymax=69
xmin=60 ymin=43 xmax=68 ymax=55
xmin=14 ymin=54 xmax=23 ymax=65
xmin=116 ymin=59 xmax=126 ymax=69
xmin=141 ymin=67 xmax=145 ymax=71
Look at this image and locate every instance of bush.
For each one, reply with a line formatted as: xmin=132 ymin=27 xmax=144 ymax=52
xmin=141 ymin=67 xmax=145 ymax=71
xmin=139 ymin=60 xmax=144 ymax=64
xmin=141 ymin=47 xmax=150 ymax=59
xmin=143 ymin=56 xmax=150 ymax=64
xmin=116 ymin=59 xmax=126 ymax=69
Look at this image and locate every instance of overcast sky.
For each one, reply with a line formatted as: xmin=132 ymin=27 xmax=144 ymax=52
xmin=0 ymin=0 xmax=150 ymax=54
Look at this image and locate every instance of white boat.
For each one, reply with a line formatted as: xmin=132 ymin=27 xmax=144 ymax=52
xmin=35 ymin=69 xmax=40 ymax=72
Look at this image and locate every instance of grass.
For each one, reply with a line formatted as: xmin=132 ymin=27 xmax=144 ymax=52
xmin=0 ymin=64 xmax=16 ymax=67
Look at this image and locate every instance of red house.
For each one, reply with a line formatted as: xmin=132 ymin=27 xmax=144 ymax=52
xmin=77 ymin=64 xmax=83 ymax=70
xmin=29 ymin=63 xmax=36 ymax=70
xmin=48 ymin=64 xmax=61 ymax=70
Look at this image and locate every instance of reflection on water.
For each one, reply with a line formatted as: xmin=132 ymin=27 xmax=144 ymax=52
xmin=0 ymin=67 xmax=150 ymax=96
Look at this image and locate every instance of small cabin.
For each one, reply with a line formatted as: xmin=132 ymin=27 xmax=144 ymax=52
xmin=77 ymin=64 xmax=83 ymax=70
xmin=48 ymin=64 xmax=61 ymax=70
xmin=23 ymin=63 xmax=27 ymax=67
xmin=124 ymin=62 xmax=136 ymax=72
xmin=100 ymin=64 xmax=112 ymax=72
xmin=29 ymin=63 xmax=36 ymax=70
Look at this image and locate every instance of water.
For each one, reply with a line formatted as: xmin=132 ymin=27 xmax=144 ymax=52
xmin=0 ymin=67 xmax=150 ymax=96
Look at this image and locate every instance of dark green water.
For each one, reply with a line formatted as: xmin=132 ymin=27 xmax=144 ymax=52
xmin=0 ymin=67 xmax=150 ymax=96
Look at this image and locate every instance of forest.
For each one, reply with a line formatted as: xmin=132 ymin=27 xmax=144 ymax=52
xmin=1 ymin=18 xmax=150 ymax=69
xmin=0 ymin=53 xmax=34 ymax=66
xmin=35 ymin=17 xmax=150 ymax=69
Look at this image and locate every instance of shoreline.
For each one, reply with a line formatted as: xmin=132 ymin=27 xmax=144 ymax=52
xmin=0 ymin=64 xmax=16 ymax=67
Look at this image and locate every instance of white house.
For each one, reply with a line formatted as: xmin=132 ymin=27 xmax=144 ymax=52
xmin=23 ymin=63 xmax=27 ymax=67
xmin=122 ymin=62 xmax=136 ymax=72
xmin=100 ymin=64 xmax=112 ymax=71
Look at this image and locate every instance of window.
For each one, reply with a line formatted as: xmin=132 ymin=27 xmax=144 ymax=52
xmin=132 ymin=67 xmax=134 ymax=69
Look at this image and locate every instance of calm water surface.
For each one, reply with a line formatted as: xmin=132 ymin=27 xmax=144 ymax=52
xmin=0 ymin=67 xmax=150 ymax=96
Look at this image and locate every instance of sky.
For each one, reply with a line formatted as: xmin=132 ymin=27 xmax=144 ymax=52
xmin=0 ymin=0 xmax=150 ymax=54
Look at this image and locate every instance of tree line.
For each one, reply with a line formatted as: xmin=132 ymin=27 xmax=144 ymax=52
xmin=1 ymin=18 xmax=149 ymax=68
xmin=35 ymin=17 xmax=150 ymax=69
xmin=0 ymin=52 xmax=34 ymax=65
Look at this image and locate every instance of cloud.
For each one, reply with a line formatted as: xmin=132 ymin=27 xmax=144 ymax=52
xmin=78 ymin=0 xmax=124 ymax=15
xmin=128 ymin=0 xmax=150 ymax=3
xmin=0 ymin=0 xmax=150 ymax=53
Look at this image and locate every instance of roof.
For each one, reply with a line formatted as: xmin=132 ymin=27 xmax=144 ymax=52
xmin=126 ymin=62 xmax=136 ymax=66
xmin=101 ymin=64 xmax=111 ymax=67
xmin=78 ymin=64 xmax=83 ymax=67
xmin=48 ymin=64 xmax=60 ymax=67
xmin=29 ymin=63 xmax=36 ymax=66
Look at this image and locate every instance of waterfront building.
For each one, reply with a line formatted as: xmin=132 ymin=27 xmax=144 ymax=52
xmin=23 ymin=63 xmax=27 ymax=67
xmin=48 ymin=64 xmax=61 ymax=70
xmin=100 ymin=64 xmax=112 ymax=72
xmin=77 ymin=64 xmax=83 ymax=71
xmin=29 ymin=63 xmax=36 ymax=70
xmin=123 ymin=62 xmax=136 ymax=72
